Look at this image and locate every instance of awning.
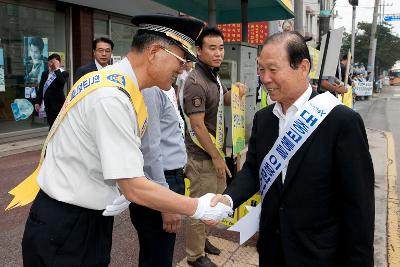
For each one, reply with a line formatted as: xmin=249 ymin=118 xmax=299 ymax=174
xmin=151 ymin=0 xmax=294 ymax=23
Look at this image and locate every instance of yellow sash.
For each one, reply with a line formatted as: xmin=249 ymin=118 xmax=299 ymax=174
xmin=6 ymin=71 xmax=148 ymax=210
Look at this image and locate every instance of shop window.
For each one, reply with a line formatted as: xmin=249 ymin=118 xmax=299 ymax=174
xmin=94 ymin=19 xmax=108 ymax=39
xmin=110 ymin=21 xmax=137 ymax=63
xmin=0 ymin=2 xmax=67 ymax=134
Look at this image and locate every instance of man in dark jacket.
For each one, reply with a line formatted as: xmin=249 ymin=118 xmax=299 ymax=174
xmin=211 ymin=31 xmax=375 ymax=267
xmin=35 ymin=53 xmax=69 ymax=128
xmin=73 ymin=37 xmax=114 ymax=83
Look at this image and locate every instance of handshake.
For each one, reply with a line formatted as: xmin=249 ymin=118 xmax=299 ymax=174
xmin=191 ymin=193 xmax=233 ymax=222
xmin=103 ymin=193 xmax=233 ymax=222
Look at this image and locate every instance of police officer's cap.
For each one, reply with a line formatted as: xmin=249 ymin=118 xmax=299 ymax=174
xmin=131 ymin=14 xmax=205 ymax=62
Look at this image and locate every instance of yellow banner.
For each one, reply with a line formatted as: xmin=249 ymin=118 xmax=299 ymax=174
xmin=338 ymin=86 xmax=353 ymax=109
xmin=308 ymin=46 xmax=320 ymax=80
xmin=231 ymin=84 xmax=246 ymax=155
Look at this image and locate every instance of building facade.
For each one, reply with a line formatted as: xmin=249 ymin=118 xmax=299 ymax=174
xmin=0 ymin=0 xmax=174 ymax=142
xmin=0 ymin=0 xmax=294 ymax=143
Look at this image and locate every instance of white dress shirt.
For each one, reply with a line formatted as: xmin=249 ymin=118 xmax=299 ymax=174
xmin=95 ymin=59 xmax=106 ymax=70
xmin=272 ymin=85 xmax=312 ymax=183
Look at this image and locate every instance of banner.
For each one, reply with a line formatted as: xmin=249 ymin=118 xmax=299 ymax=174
xmin=0 ymin=48 xmax=4 ymax=92
xmin=308 ymin=46 xmax=320 ymax=79
xmin=338 ymin=86 xmax=353 ymax=109
xmin=218 ymin=21 xmax=268 ymax=45
xmin=231 ymin=84 xmax=246 ymax=155
xmin=354 ymin=82 xmax=373 ymax=96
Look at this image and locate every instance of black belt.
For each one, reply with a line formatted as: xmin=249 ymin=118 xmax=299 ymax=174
xmin=164 ymin=168 xmax=184 ymax=176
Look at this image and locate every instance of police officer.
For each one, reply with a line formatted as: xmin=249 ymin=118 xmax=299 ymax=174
xmin=20 ymin=15 xmax=233 ymax=267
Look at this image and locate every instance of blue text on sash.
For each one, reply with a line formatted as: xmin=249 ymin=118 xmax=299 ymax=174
xmin=259 ymin=106 xmax=321 ymax=197
xmin=70 ymin=75 xmax=101 ymax=101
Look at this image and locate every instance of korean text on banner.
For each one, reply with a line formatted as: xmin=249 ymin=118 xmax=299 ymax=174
xmin=231 ymin=84 xmax=246 ymax=155
xmin=354 ymin=82 xmax=373 ymax=96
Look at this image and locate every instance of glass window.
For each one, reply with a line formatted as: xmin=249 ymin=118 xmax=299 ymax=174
xmin=0 ymin=2 xmax=67 ymax=134
xmin=110 ymin=21 xmax=137 ymax=63
xmin=94 ymin=19 xmax=108 ymax=39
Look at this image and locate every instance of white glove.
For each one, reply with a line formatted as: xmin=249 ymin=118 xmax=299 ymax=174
xmin=191 ymin=193 xmax=233 ymax=221
xmin=102 ymin=194 xmax=131 ymax=216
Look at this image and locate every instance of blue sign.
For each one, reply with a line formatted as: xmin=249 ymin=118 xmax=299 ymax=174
xmin=384 ymin=15 xmax=400 ymax=22
xmin=320 ymin=10 xmax=331 ymax=17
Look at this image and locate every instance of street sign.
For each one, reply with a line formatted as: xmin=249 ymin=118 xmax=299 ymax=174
xmin=320 ymin=10 xmax=331 ymax=17
xmin=384 ymin=15 xmax=400 ymax=22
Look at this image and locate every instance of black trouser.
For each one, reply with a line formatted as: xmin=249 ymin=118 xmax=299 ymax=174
xmin=22 ymin=190 xmax=114 ymax=267
xmin=46 ymin=112 xmax=57 ymax=129
xmin=129 ymin=169 xmax=185 ymax=267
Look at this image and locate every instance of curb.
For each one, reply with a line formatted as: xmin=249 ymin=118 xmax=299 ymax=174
xmin=384 ymin=131 xmax=400 ymax=267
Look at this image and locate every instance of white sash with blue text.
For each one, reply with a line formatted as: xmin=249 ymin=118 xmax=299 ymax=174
xmin=228 ymin=92 xmax=342 ymax=244
xmin=43 ymin=72 xmax=56 ymax=95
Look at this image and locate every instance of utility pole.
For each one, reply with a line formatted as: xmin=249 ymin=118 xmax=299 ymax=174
xmin=349 ymin=0 xmax=358 ymax=74
xmin=241 ymin=0 xmax=248 ymax=42
xmin=294 ymin=0 xmax=304 ymax=35
xmin=208 ymin=0 xmax=216 ymax=27
xmin=367 ymin=0 xmax=380 ymax=83
xmin=319 ymin=0 xmax=331 ymax=42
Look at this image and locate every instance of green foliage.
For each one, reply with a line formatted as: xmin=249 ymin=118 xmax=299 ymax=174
xmin=341 ymin=22 xmax=400 ymax=74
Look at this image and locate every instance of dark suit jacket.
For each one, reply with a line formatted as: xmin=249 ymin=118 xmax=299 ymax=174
xmin=36 ymin=69 xmax=69 ymax=118
xmin=73 ymin=61 xmax=98 ymax=83
xmin=224 ymin=92 xmax=375 ymax=267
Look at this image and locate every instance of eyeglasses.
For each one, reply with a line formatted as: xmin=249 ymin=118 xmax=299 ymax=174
xmin=95 ymin=48 xmax=112 ymax=54
xmin=160 ymin=46 xmax=188 ymax=67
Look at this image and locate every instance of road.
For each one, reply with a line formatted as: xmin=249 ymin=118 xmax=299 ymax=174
xmin=1 ymin=86 xmax=399 ymax=266
xmin=356 ymin=85 xmax=400 ymax=198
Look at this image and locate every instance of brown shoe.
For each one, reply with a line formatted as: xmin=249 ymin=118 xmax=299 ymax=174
xmin=187 ymin=255 xmax=218 ymax=267
xmin=205 ymin=238 xmax=221 ymax=255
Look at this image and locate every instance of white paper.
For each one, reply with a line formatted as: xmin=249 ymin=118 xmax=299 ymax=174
xmin=38 ymin=101 xmax=46 ymax=118
xmin=30 ymin=87 xmax=36 ymax=98
xmin=25 ymin=87 xmax=31 ymax=98
xmin=228 ymin=203 xmax=261 ymax=245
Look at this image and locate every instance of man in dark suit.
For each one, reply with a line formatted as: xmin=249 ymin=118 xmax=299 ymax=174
xmin=211 ymin=31 xmax=374 ymax=267
xmin=73 ymin=37 xmax=114 ymax=83
xmin=35 ymin=53 xmax=69 ymax=128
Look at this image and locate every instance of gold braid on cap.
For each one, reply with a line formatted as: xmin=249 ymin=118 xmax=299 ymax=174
xmin=139 ymin=23 xmax=193 ymax=51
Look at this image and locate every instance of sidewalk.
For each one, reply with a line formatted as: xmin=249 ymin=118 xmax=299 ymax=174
xmin=0 ymin=128 xmax=396 ymax=266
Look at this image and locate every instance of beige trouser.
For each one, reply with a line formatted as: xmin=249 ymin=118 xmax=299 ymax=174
xmin=185 ymin=157 xmax=226 ymax=261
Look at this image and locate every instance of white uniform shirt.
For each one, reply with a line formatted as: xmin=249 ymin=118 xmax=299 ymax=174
xmin=38 ymin=58 xmax=145 ymax=210
xmin=272 ymin=85 xmax=312 ymax=183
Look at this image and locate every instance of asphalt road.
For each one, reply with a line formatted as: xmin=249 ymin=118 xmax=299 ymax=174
xmin=356 ymin=85 xmax=400 ymax=202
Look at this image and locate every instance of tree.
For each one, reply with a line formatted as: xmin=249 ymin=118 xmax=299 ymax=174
xmin=341 ymin=22 xmax=400 ymax=74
